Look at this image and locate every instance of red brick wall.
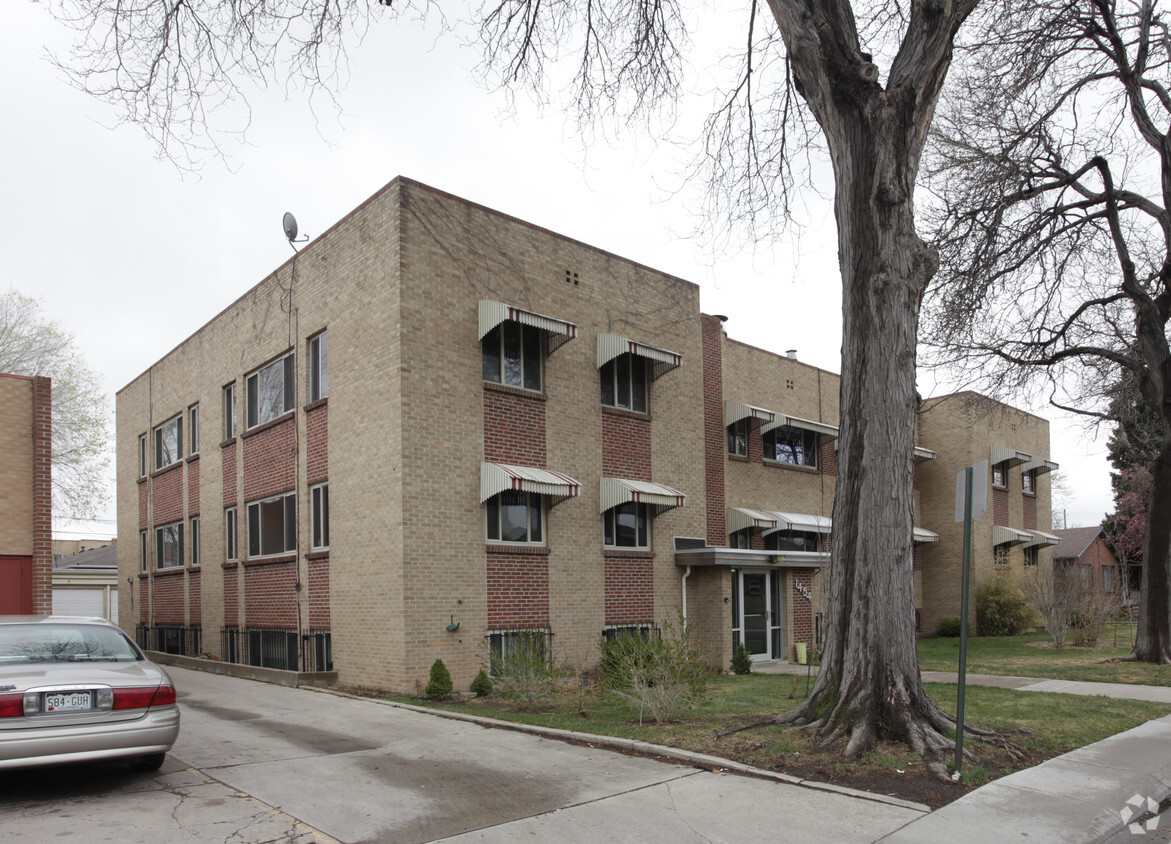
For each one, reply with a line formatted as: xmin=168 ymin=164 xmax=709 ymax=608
xmin=31 ymin=377 xmax=52 ymax=614
xmin=152 ymin=572 xmax=185 ymax=624
xmin=993 ymin=487 xmax=1008 ymax=526
xmin=603 ymin=555 xmax=654 ymax=624
xmin=153 ymin=465 xmax=184 ymax=525
xmin=243 ymin=561 xmax=297 ymax=628
xmin=189 ymin=569 xmax=202 ymax=624
xmin=139 ymin=579 xmax=150 ymax=623
xmin=701 ymin=315 xmax=726 ymax=545
xmin=1023 ymin=494 xmax=1037 ymax=530
xmin=308 ymin=556 xmax=330 ymax=628
xmin=791 ymin=570 xmax=814 ymax=659
xmin=486 ymin=551 xmax=550 ymax=628
xmin=819 ymin=440 xmax=838 ymax=476
xmin=913 ymin=544 xmax=923 ymax=571
xmin=242 ymin=418 xmax=296 ymax=503
xmin=187 ymin=459 xmax=201 ymax=515
xmin=484 ymin=387 xmax=546 ymax=466
xmin=601 ymin=411 xmax=651 ymax=480
xmin=306 ymin=404 xmax=329 ymax=485
xmin=139 ymin=479 xmax=148 ymax=529
xmin=222 ymin=441 xmax=237 ymax=507
xmin=223 ymin=566 xmax=238 ymax=626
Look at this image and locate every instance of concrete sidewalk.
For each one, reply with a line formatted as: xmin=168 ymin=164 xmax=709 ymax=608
xmin=754 ymin=661 xmax=1171 ymax=842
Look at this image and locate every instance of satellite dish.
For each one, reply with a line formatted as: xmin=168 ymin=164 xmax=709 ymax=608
xmin=282 ymin=212 xmax=299 ymax=242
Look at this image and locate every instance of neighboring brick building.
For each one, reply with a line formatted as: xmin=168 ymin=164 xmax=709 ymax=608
xmin=0 ymin=372 xmax=53 ymax=615
xmin=1053 ymin=526 xmax=1124 ymax=599
xmin=116 ymin=177 xmax=1058 ymax=691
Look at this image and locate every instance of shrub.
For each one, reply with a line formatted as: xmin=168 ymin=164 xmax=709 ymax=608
xmin=730 ymin=643 xmax=753 ymax=674
xmin=1069 ymin=585 xmax=1120 ymax=646
xmin=935 ymin=617 xmax=962 ymax=637
xmin=490 ymin=632 xmax=564 ymax=711
xmin=424 ymin=659 xmax=454 ymax=700
xmin=470 ymin=669 xmax=493 ymax=697
xmin=603 ymin=615 xmax=709 ymax=725
xmin=1022 ymin=568 xmax=1073 ymax=647
xmin=976 ymin=579 xmax=1031 ymax=636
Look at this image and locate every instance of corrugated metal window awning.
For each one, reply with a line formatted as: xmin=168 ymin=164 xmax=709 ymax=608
xmin=914 ymin=446 xmax=937 ymax=463
xmin=913 ymin=527 xmax=940 ymax=544
xmin=761 ymin=511 xmax=833 ymax=536
xmin=1020 ymin=458 xmax=1059 ymax=476
xmin=600 ymin=477 xmax=686 ymax=515
xmin=479 ymin=300 xmax=578 ymax=355
xmin=1024 ymin=529 xmax=1060 ymax=548
xmin=724 ymin=401 xmax=776 ymax=428
xmin=992 ymin=525 xmax=1033 ymax=547
xmin=727 ymin=508 xmax=780 ymax=533
xmin=481 ymin=462 xmax=581 ymax=506
xmin=597 ymin=333 xmax=682 ymax=381
xmin=991 ymin=445 xmax=1032 ymax=467
xmin=761 ymin=415 xmax=839 ymax=440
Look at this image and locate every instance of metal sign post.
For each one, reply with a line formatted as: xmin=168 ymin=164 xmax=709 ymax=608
xmin=952 ymin=461 xmax=987 ymax=781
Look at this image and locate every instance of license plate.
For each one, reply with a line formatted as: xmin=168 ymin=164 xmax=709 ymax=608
xmin=44 ymin=692 xmax=92 ymax=713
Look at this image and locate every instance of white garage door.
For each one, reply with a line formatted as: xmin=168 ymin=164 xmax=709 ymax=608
xmin=53 ymin=588 xmax=105 ymax=618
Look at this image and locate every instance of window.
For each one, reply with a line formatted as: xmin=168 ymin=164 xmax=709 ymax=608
xmin=994 ymin=546 xmax=1009 ymax=566
xmin=764 ymin=425 xmax=817 ymax=467
xmin=189 ymin=404 xmax=200 ymax=455
xmin=138 ymin=434 xmax=147 ymax=477
xmin=482 ymin=322 xmax=541 ymax=391
xmin=190 ymin=517 xmax=200 ymax=567
xmin=1103 ymin=566 xmax=1117 ymax=592
xmin=225 ymin=507 xmax=238 ymax=561
xmin=247 ymin=493 xmax=296 ymax=557
xmin=223 ymin=382 xmax=237 ymax=440
xmin=1079 ymin=563 xmax=1093 ymax=588
xmin=486 ymin=491 xmax=544 ymax=544
xmin=604 ymin=502 xmax=650 ymax=549
xmin=140 ymin=531 xmax=148 ymax=572
xmin=727 ymin=419 xmax=748 ymax=457
xmin=155 ymin=523 xmax=184 ymax=570
xmin=602 ymin=625 xmax=653 ymax=641
xmin=729 ymin=529 xmax=750 ymax=549
xmin=309 ymin=332 xmax=329 ymax=402
xmin=154 ymin=415 xmax=183 ymax=470
xmin=600 ymin=353 xmax=647 ymax=412
xmin=765 ymin=530 xmax=820 ymax=553
xmin=311 ymin=483 xmax=330 ymax=549
xmin=992 ymin=463 xmax=1006 ymax=488
xmin=487 ymin=630 xmax=549 ymax=675
xmin=1022 ymin=469 xmax=1035 ymax=494
xmin=1023 ymin=545 xmax=1038 ymax=567
xmin=246 ymin=354 xmax=294 ymax=429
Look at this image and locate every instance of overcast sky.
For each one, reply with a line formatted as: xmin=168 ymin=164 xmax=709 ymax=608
xmin=3 ymin=3 xmax=1114 ymax=539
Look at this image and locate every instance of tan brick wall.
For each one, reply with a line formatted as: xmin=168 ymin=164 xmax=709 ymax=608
xmin=0 ymin=374 xmax=35 ymax=554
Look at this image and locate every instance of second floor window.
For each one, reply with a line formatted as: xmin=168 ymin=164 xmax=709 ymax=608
xmin=600 ymin=353 xmax=647 ymax=413
xmin=486 ymin=491 xmax=544 ymax=544
xmin=248 ymin=493 xmax=296 ymax=557
xmin=223 ymin=382 xmax=237 ymax=439
xmin=309 ymin=332 xmax=329 ymax=402
xmin=189 ymin=405 xmax=200 ymax=455
xmin=482 ymin=322 xmax=541 ymax=391
xmin=1022 ymin=469 xmax=1035 ymax=494
xmin=155 ymin=415 xmax=183 ymax=470
xmin=156 ymin=523 xmax=184 ymax=569
xmin=247 ymin=354 xmax=294 ymax=429
xmin=604 ymin=502 xmax=650 ymax=549
xmin=764 ymin=425 xmax=817 ymax=467
xmin=727 ymin=419 xmax=748 ymax=456
xmin=226 ymin=507 xmax=238 ymax=561
xmin=992 ymin=463 xmax=1006 ymax=488
xmin=311 ymin=484 xmax=330 ymax=549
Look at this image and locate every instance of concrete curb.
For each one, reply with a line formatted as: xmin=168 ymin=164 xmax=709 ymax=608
xmin=299 ymin=682 xmax=932 ymax=815
xmin=149 ymin=650 xmax=338 ymax=688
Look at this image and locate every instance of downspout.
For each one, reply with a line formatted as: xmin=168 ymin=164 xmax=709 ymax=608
xmin=681 ymin=565 xmax=692 ymax=625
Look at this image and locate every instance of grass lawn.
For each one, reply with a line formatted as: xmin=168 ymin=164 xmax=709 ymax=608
xmin=384 ymin=671 xmax=1171 ymax=808
xmin=916 ymin=624 xmax=1171 ymax=686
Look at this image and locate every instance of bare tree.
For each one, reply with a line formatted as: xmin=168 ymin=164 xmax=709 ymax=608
xmin=45 ymin=0 xmax=1008 ymax=774
xmin=923 ymin=0 xmax=1171 ymax=663
xmin=0 ymin=288 xmax=110 ymax=521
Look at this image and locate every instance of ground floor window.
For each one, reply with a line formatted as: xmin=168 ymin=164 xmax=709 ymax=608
xmin=487 ymin=629 xmax=549 ymax=675
xmin=729 ymin=529 xmax=750 ymax=549
xmin=1023 ymin=546 xmax=1038 ymax=567
xmin=601 ymin=624 xmax=654 ymax=641
xmin=1102 ymin=565 xmax=1116 ymax=593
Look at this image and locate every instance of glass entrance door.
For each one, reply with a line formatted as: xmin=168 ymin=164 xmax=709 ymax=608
xmin=735 ymin=570 xmax=784 ymax=661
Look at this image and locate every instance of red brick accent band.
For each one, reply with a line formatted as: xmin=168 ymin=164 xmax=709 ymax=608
xmin=484 ymin=386 xmax=546 ymax=466
xmin=31 ymin=376 xmax=52 ymax=614
xmin=187 ymin=459 xmax=201 ymax=515
xmin=223 ymin=567 xmax=239 ymax=626
xmin=1023 ymin=494 xmax=1037 ymax=531
xmin=222 ymin=441 xmax=237 ymax=507
xmin=153 ymin=572 xmax=185 ymax=624
xmin=486 ymin=555 xmax=550 ymax=628
xmin=306 ymin=403 xmax=329 ymax=485
xmin=189 ymin=569 xmax=202 ymax=624
xmin=791 ymin=569 xmax=815 ymax=661
xmin=308 ymin=556 xmax=331 ymax=628
xmin=601 ymin=411 xmax=651 ymax=481
xmin=242 ymin=418 xmax=296 ymax=503
xmin=152 ymin=465 xmax=184 ymax=525
xmin=243 ymin=559 xmax=297 ymax=627
xmin=993 ymin=487 xmax=1008 ymax=526
xmin=603 ymin=555 xmax=653 ymax=624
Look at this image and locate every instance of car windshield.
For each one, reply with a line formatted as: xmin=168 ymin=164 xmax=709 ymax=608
xmin=0 ymin=624 xmax=142 ymax=664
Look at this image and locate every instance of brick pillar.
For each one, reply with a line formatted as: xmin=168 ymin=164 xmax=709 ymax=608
xmin=701 ymin=315 xmax=726 ymax=546
xmin=31 ymin=376 xmax=52 ymax=614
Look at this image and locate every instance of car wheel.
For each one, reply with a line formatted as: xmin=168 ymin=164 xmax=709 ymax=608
xmin=129 ymin=753 xmax=166 ymax=773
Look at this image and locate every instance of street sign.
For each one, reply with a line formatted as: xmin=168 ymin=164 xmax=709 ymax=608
xmin=955 ymin=460 xmax=988 ymax=522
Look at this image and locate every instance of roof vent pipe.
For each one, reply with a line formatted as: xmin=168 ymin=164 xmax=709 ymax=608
xmin=786 ymin=349 xmax=798 ymax=360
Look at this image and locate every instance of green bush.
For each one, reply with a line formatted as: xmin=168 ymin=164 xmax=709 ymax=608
xmin=424 ymin=659 xmax=454 ymax=700
xmin=470 ymin=669 xmax=493 ymax=697
xmin=935 ymin=617 xmax=962 ymax=637
xmin=976 ymin=579 xmax=1031 ymax=637
xmin=602 ymin=615 xmax=709 ymax=725
xmin=730 ymin=643 xmax=753 ymax=674
xmin=491 ymin=632 xmax=564 ymax=711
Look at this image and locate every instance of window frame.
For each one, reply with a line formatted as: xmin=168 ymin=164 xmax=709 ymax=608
xmin=994 ymin=545 xmax=1009 ymax=566
xmin=155 ymin=522 xmax=184 ymax=570
xmin=246 ymin=353 xmax=295 ymax=430
xmin=765 ymin=529 xmax=821 ymax=553
xmin=481 ymin=322 xmax=542 ymax=392
xmin=154 ymin=415 xmax=183 ymax=471
xmin=992 ymin=462 xmax=1007 ymax=489
xmin=189 ymin=404 xmax=200 ymax=456
xmin=309 ymin=332 xmax=329 ymax=402
xmin=225 ymin=507 xmax=238 ymax=562
xmin=190 ymin=516 xmax=201 ymax=567
xmin=223 ymin=382 xmax=237 ymax=440
xmin=763 ymin=425 xmax=818 ymax=468
xmin=246 ymin=492 xmax=297 ymax=558
xmin=600 ymin=353 xmax=648 ymax=413
xmin=138 ymin=434 xmax=148 ymax=478
xmin=311 ymin=483 xmax=330 ymax=550
xmin=603 ymin=501 xmax=651 ymax=550
xmin=140 ymin=530 xmax=148 ymax=572
xmin=486 ymin=629 xmax=550 ymax=675
xmin=727 ymin=419 xmax=748 ymax=457
xmin=729 ymin=528 xmax=750 ymax=549
xmin=1023 ymin=545 xmax=1038 ymax=568
xmin=485 ymin=490 xmax=545 ymax=545
xmin=601 ymin=624 xmax=654 ymax=642
xmin=1022 ymin=468 xmax=1035 ymax=495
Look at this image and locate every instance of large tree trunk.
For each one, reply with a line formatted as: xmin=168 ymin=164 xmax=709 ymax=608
xmin=1132 ymin=406 xmax=1171 ymax=663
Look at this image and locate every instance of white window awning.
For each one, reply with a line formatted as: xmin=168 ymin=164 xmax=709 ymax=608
xmin=727 ymin=508 xmax=780 ymax=533
xmin=992 ymin=525 xmax=1033 ymax=547
xmin=761 ymin=511 xmax=833 ymax=537
xmin=1024 ymin=529 xmax=1060 ymax=548
xmin=597 ymin=333 xmax=682 ymax=381
xmin=761 ymin=414 xmax=839 ymax=440
xmin=600 ymin=477 xmax=686 ymax=515
xmin=724 ymin=401 xmax=776 ymax=428
xmin=913 ymin=527 xmax=940 ymax=544
xmin=914 ymin=446 xmax=937 ymax=463
xmin=481 ymin=462 xmax=580 ymax=506
xmin=479 ymin=300 xmax=578 ymax=355
xmin=991 ymin=446 xmax=1032 ymax=468
xmin=1020 ymin=458 xmax=1059 ymax=476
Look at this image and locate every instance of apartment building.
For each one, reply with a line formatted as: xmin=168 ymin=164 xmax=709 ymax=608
xmin=0 ymin=372 xmax=52 ymax=615
xmin=116 ymin=177 xmax=1057 ymax=692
